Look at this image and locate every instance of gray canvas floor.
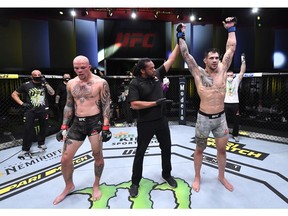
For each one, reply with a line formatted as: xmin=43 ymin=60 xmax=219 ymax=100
xmin=0 ymin=125 xmax=287 ymax=215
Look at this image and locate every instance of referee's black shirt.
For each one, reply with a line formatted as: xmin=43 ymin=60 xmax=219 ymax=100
xmin=128 ymin=65 xmax=166 ymax=123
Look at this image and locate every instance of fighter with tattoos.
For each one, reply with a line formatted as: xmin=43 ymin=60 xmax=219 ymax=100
xmin=53 ymin=55 xmax=112 ymax=205
xmin=177 ymin=17 xmax=237 ymax=192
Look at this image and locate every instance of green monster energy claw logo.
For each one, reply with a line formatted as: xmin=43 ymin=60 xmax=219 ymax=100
xmin=71 ymin=178 xmax=192 ymax=209
xmin=35 ymin=125 xmax=40 ymax=135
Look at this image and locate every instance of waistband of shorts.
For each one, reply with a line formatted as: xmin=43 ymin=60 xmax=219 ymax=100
xmin=198 ymin=110 xmax=225 ymax=119
xmin=75 ymin=113 xmax=101 ymax=122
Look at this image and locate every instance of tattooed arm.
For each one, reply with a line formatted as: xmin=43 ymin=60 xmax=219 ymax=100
xmin=45 ymin=83 xmax=55 ymax=96
xmin=179 ymin=38 xmax=199 ymax=77
xmin=178 ymin=37 xmax=204 ymax=85
xmin=221 ymin=17 xmax=237 ymax=72
xmin=62 ymin=82 xmax=74 ymax=126
xmin=100 ymin=79 xmax=111 ymax=126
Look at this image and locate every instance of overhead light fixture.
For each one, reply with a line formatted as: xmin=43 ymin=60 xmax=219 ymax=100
xmin=59 ymin=11 xmax=64 ymax=15
xmin=154 ymin=11 xmax=159 ymax=19
xmin=252 ymin=7 xmax=259 ymax=14
xmin=190 ymin=14 xmax=195 ymax=22
xmin=256 ymin=15 xmax=262 ymax=27
xmin=81 ymin=10 xmax=88 ymax=17
xmin=176 ymin=12 xmax=183 ymax=20
xmin=70 ymin=10 xmax=76 ymax=17
xmin=107 ymin=9 xmax=113 ymax=17
xmin=131 ymin=9 xmax=137 ymax=19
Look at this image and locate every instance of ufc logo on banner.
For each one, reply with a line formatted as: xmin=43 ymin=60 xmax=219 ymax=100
xmin=115 ymin=33 xmax=155 ymax=48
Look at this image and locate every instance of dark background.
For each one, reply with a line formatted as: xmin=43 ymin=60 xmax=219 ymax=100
xmin=0 ymin=8 xmax=287 ymax=74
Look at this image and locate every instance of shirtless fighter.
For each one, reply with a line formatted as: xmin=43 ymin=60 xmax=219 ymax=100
xmin=53 ymin=55 xmax=112 ymax=205
xmin=177 ymin=17 xmax=237 ymax=192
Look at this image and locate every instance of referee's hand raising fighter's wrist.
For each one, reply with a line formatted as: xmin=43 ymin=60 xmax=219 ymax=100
xmin=156 ymin=98 xmax=166 ymax=106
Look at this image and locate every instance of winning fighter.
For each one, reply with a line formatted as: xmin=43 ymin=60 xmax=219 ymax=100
xmin=177 ymin=17 xmax=237 ymax=192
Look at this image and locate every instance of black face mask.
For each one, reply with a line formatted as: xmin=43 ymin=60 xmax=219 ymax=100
xmin=64 ymin=78 xmax=70 ymax=82
xmin=32 ymin=76 xmax=42 ymax=82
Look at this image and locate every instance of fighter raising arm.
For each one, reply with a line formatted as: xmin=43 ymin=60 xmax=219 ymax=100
xmin=221 ymin=17 xmax=237 ymax=72
xmin=177 ymin=17 xmax=237 ymax=86
xmin=176 ymin=17 xmax=237 ymax=192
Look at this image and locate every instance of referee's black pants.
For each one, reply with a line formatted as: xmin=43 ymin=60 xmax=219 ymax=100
xmin=131 ymin=117 xmax=172 ymax=186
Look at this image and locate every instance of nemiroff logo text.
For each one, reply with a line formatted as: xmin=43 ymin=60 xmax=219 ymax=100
xmin=2 ymin=149 xmax=62 ymax=176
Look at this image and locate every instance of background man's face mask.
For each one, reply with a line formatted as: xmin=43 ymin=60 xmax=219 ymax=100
xmin=227 ymin=77 xmax=233 ymax=82
xmin=32 ymin=76 xmax=42 ymax=82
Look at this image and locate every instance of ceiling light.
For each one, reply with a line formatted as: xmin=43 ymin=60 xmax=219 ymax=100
xmin=70 ymin=10 xmax=76 ymax=17
xmin=107 ymin=9 xmax=113 ymax=17
xmin=81 ymin=10 xmax=88 ymax=16
xmin=154 ymin=11 xmax=159 ymax=19
xmin=176 ymin=13 xmax=183 ymax=20
xmin=252 ymin=8 xmax=259 ymax=14
xmin=131 ymin=10 xmax=137 ymax=19
xmin=190 ymin=15 xmax=195 ymax=22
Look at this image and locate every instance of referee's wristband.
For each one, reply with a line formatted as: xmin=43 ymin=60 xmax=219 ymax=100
xmin=228 ymin=26 xmax=236 ymax=33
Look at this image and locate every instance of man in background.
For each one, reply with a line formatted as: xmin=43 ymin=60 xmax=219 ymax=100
xmin=224 ymin=53 xmax=246 ymax=142
xmin=55 ymin=73 xmax=71 ymax=123
xmin=11 ymin=70 xmax=55 ymax=159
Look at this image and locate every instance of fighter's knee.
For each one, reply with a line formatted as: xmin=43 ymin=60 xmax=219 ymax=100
xmin=92 ymin=151 xmax=99 ymax=157
xmin=195 ymin=137 xmax=208 ymax=150
xmin=60 ymin=155 xmax=72 ymax=165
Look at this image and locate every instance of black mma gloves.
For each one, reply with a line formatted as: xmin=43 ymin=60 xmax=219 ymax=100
xmin=224 ymin=17 xmax=237 ymax=33
xmin=224 ymin=17 xmax=237 ymax=24
xmin=56 ymin=124 xmax=68 ymax=142
xmin=176 ymin=23 xmax=185 ymax=44
xmin=102 ymin=125 xmax=112 ymax=142
xmin=56 ymin=124 xmax=112 ymax=142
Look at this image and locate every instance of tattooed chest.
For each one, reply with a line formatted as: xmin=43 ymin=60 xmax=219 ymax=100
xmin=72 ymin=83 xmax=94 ymax=102
xmin=201 ymin=75 xmax=213 ymax=87
xmin=200 ymin=74 xmax=225 ymax=92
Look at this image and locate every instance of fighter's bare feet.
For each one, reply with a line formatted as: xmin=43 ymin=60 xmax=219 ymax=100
xmin=192 ymin=177 xmax=200 ymax=192
xmin=53 ymin=185 xmax=75 ymax=205
xmin=218 ymin=177 xmax=233 ymax=192
xmin=92 ymin=187 xmax=102 ymax=201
